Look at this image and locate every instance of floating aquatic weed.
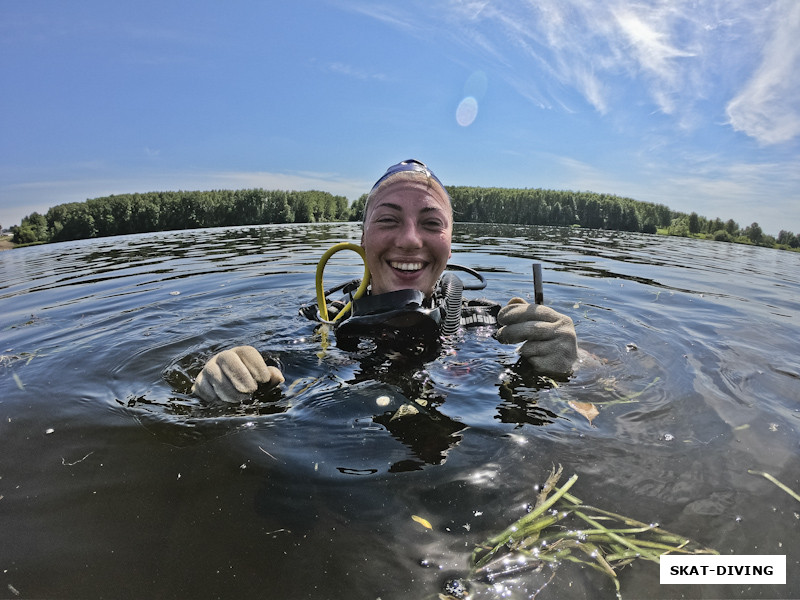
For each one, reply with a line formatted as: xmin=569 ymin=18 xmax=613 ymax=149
xmin=0 ymin=349 xmax=44 ymax=369
xmin=748 ymin=469 xmax=800 ymax=503
xmin=467 ymin=465 xmax=718 ymax=599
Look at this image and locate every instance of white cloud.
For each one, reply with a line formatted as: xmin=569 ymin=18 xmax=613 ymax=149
xmin=325 ymin=62 xmax=388 ymax=82
xmin=656 ymin=160 xmax=800 ymax=231
xmin=347 ymin=0 xmax=799 ymax=143
xmin=538 ymin=151 xmax=800 ymax=234
xmin=431 ymin=0 xmax=703 ymax=115
xmin=726 ymin=0 xmax=800 ymax=144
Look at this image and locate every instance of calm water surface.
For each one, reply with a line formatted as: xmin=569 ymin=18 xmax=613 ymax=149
xmin=1 ymin=223 xmax=798 ymax=599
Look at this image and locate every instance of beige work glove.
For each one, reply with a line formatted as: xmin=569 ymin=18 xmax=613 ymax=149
xmin=496 ymin=297 xmax=578 ymax=375
xmin=191 ymin=345 xmax=284 ymax=403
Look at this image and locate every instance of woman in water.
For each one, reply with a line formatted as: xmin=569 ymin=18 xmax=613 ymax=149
xmin=192 ymin=159 xmax=578 ymax=404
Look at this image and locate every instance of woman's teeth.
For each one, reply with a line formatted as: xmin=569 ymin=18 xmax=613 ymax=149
xmin=390 ymin=261 xmax=423 ymax=271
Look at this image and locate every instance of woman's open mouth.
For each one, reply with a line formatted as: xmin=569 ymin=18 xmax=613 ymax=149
xmin=389 ymin=261 xmax=424 ymax=272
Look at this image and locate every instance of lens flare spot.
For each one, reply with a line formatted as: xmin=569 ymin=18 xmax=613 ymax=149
xmin=456 ymin=96 xmax=479 ymax=127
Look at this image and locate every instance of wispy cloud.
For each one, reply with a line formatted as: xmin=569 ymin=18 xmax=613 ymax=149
xmin=543 ymin=150 xmax=800 ymax=231
xmin=657 ymin=158 xmax=800 ymax=227
xmin=344 ymin=0 xmax=800 ymax=144
xmin=726 ymin=0 xmax=800 ymax=144
xmin=325 ymin=62 xmax=388 ymax=82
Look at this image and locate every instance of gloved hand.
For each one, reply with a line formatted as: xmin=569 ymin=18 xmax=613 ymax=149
xmin=191 ymin=345 xmax=284 ymax=403
xmin=496 ymin=297 xmax=578 ymax=375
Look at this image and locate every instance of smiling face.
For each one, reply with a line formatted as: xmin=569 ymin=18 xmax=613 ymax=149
xmin=361 ymin=174 xmax=452 ymax=297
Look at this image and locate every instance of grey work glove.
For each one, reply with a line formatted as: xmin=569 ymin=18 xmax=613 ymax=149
xmin=191 ymin=345 xmax=284 ymax=404
xmin=496 ymin=297 xmax=578 ymax=375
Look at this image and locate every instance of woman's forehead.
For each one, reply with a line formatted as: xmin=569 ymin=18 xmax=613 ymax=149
xmin=367 ymin=175 xmax=451 ymax=215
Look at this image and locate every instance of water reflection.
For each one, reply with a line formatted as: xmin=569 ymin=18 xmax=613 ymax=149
xmin=1 ymin=222 xmax=799 ymax=599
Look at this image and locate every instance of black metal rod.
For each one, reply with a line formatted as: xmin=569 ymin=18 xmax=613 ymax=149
xmin=532 ymin=263 xmax=544 ymax=305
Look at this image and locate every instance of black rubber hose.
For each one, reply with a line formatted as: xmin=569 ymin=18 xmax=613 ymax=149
xmin=439 ymin=272 xmax=464 ymax=336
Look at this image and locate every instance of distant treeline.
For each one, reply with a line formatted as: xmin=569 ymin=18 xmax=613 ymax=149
xmin=12 ymin=189 xmax=350 ymax=244
xmin=10 ymin=186 xmax=799 ymax=250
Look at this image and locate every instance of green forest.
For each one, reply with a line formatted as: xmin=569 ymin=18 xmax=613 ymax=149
xmin=10 ymin=186 xmax=800 ymax=251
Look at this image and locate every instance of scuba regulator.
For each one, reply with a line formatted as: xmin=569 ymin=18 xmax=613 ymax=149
xmin=310 ymin=242 xmax=487 ymax=349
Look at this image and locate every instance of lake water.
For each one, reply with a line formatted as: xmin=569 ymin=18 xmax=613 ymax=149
xmin=1 ymin=222 xmax=798 ymax=599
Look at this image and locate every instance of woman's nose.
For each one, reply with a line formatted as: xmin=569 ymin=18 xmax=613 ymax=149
xmin=396 ymin=221 xmax=423 ymax=248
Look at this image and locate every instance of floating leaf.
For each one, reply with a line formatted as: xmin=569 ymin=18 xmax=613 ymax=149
xmin=412 ymin=515 xmax=433 ymax=530
xmin=569 ymin=400 xmax=599 ymax=425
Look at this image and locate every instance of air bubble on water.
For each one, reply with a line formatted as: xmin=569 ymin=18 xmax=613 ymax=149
xmin=492 ymin=581 xmax=511 ymax=596
xmin=443 ymin=577 xmax=469 ymax=599
xmin=662 ymin=433 xmax=675 ymax=441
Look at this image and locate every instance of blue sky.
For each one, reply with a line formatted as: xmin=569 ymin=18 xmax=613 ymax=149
xmin=2 ymin=0 xmax=799 ymax=235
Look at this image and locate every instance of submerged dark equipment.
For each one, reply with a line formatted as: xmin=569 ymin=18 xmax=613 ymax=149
xmin=310 ymin=265 xmax=486 ymax=349
xmin=334 ymin=272 xmax=459 ymax=346
xmin=335 ymin=265 xmax=486 ymax=348
xmin=310 ymin=241 xmax=487 ymax=348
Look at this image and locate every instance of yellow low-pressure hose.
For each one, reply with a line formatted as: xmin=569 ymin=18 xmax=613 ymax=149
xmin=316 ymin=243 xmax=370 ymax=323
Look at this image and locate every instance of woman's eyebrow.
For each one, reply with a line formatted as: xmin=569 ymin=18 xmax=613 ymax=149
xmin=372 ymin=202 xmax=444 ymax=213
xmin=373 ymin=201 xmax=403 ymax=212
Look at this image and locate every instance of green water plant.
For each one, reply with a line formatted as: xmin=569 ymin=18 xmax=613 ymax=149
xmin=467 ymin=465 xmax=718 ymax=599
xmin=748 ymin=469 xmax=800 ymax=503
